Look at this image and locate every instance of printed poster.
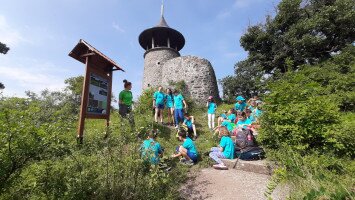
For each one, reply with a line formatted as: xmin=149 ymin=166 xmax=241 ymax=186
xmin=87 ymin=73 xmax=108 ymax=115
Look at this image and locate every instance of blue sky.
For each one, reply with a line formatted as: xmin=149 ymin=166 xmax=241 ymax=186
xmin=0 ymin=0 xmax=281 ymax=100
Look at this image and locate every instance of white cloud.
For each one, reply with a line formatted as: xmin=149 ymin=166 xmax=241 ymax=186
xmin=0 ymin=59 xmax=66 ymax=97
xmin=217 ymin=10 xmax=231 ymax=20
xmin=0 ymin=15 xmax=29 ymax=46
xmin=112 ymin=22 xmax=125 ymax=33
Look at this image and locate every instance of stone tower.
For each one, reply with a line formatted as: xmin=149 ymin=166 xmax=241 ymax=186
xmin=138 ymin=3 xmax=219 ymax=104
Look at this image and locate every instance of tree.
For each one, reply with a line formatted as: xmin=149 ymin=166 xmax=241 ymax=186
xmin=0 ymin=82 xmax=4 ymax=90
xmin=240 ymin=0 xmax=355 ymax=73
xmin=222 ymin=0 xmax=355 ymax=99
xmin=0 ymin=42 xmax=10 ymax=54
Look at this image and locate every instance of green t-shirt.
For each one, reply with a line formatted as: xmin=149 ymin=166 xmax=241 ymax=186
xmin=119 ymin=90 xmax=133 ymax=106
xmin=220 ymin=136 xmax=234 ymax=159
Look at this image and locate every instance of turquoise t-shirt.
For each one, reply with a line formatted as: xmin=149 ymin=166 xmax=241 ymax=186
xmin=235 ymin=102 xmax=247 ymax=111
xmin=220 ymin=136 xmax=235 ymax=159
xmin=207 ymin=102 xmax=217 ymax=114
xmin=166 ymin=94 xmax=174 ymax=108
xmin=220 ymin=113 xmax=227 ymax=119
xmin=141 ymin=139 xmax=163 ymax=164
xmin=184 ymin=118 xmax=193 ymax=127
xmin=221 ymin=121 xmax=234 ymax=132
xmin=248 ymin=105 xmax=255 ymax=112
xmin=237 ymin=118 xmax=252 ymax=129
xmin=248 ymin=115 xmax=256 ymax=122
xmin=182 ymin=137 xmax=198 ymax=156
xmin=253 ymin=108 xmax=263 ymax=118
xmin=174 ymin=94 xmax=184 ymax=109
xmin=227 ymin=114 xmax=236 ymax=123
xmin=153 ymin=91 xmax=166 ymax=106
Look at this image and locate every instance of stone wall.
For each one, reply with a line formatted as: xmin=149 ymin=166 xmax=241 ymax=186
xmin=142 ymin=47 xmax=180 ymax=89
xmin=161 ymin=56 xmax=220 ymax=104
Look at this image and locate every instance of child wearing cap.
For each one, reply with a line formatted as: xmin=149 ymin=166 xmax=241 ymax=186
xmin=207 ymin=96 xmax=217 ymax=130
xmin=235 ymin=96 xmax=247 ymax=112
xmin=140 ymin=130 xmax=164 ymax=165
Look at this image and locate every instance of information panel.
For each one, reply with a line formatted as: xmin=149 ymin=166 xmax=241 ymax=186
xmin=87 ymin=73 xmax=108 ymax=115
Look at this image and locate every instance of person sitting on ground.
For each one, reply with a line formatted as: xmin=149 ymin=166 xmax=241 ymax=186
xmin=236 ymin=111 xmax=252 ymax=129
xmin=245 ymin=109 xmax=256 ymax=123
xmin=235 ymin=96 xmax=247 ymax=112
xmin=253 ymin=102 xmax=263 ymax=120
xmin=173 ymin=90 xmax=187 ymax=129
xmin=227 ymin=108 xmax=237 ymax=123
xmin=171 ymin=129 xmax=198 ymax=165
xmin=140 ymin=130 xmax=164 ymax=165
xmin=247 ymin=100 xmax=257 ymax=112
xmin=165 ymin=88 xmax=175 ymax=126
xmin=207 ymin=96 xmax=217 ymax=130
xmin=209 ymin=126 xmax=234 ymax=170
xmin=153 ymin=86 xmax=166 ymax=124
xmin=119 ymin=80 xmax=133 ymax=117
xmin=217 ymin=110 xmax=228 ymax=126
xmin=183 ymin=113 xmax=197 ymax=140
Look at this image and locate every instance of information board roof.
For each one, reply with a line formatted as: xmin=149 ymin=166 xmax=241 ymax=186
xmin=69 ymin=39 xmax=125 ymax=72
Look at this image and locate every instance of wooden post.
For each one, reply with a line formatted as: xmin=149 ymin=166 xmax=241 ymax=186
xmin=106 ymin=68 xmax=113 ymax=128
xmin=77 ymin=55 xmax=91 ymax=144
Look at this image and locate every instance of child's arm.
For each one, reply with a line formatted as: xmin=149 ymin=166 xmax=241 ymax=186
xmin=183 ymin=100 xmax=187 ymax=109
xmin=190 ymin=116 xmax=194 ymax=124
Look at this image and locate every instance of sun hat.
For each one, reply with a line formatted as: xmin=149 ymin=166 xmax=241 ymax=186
xmin=236 ymin=96 xmax=245 ymax=101
xmin=208 ymin=96 xmax=213 ymax=100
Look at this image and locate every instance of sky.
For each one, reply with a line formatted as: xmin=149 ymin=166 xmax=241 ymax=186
xmin=0 ymin=0 xmax=281 ymax=101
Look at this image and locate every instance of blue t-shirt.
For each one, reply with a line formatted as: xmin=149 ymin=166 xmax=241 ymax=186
xmin=220 ymin=113 xmax=227 ymax=119
xmin=237 ymin=118 xmax=252 ymax=129
xmin=235 ymin=102 xmax=247 ymax=111
xmin=182 ymin=137 xmax=198 ymax=156
xmin=153 ymin=91 xmax=166 ymax=106
xmin=184 ymin=118 xmax=193 ymax=128
xmin=220 ymin=136 xmax=235 ymax=159
xmin=207 ymin=102 xmax=217 ymax=114
xmin=227 ymin=114 xmax=236 ymax=123
xmin=221 ymin=121 xmax=234 ymax=132
xmin=248 ymin=115 xmax=256 ymax=122
xmin=174 ymin=94 xmax=184 ymax=109
xmin=141 ymin=139 xmax=163 ymax=164
xmin=166 ymin=94 xmax=174 ymax=108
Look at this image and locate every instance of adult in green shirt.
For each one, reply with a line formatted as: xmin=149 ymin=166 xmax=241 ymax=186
xmin=119 ymin=79 xmax=133 ymax=117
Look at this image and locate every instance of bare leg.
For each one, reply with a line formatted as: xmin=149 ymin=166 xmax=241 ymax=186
xmin=154 ymin=107 xmax=159 ymax=122
xmin=179 ymin=146 xmax=191 ymax=161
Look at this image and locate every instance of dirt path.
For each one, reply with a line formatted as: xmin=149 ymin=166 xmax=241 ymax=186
xmin=180 ymin=168 xmax=287 ymax=200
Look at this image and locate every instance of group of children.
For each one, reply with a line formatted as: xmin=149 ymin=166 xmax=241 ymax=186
xmin=141 ymin=89 xmax=263 ymax=169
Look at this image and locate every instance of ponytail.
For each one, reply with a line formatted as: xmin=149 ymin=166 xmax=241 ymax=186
xmin=123 ymin=79 xmax=132 ymax=89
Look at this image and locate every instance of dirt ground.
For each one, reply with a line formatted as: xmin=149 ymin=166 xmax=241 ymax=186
xmin=179 ymin=168 xmax=288 ymax=200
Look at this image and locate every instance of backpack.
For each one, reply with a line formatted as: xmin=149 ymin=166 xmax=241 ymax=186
xmin=233 ymin=128 xmax=256 ymax=149
xmin=235 ymin=146 xmax=265 ymax=160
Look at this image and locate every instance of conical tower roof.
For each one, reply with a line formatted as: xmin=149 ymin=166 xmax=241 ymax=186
xmin=138 ymin=6 xmax=185 ymax=51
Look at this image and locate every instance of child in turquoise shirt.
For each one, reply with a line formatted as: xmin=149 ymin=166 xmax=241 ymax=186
xmin=235 ymin=96 xmax=247 ymax=112
xmin=183 ymin=113 xmax=197 ymax=140
xmin=140 ymin=130 xmax=163 ymax=165
xmin=209 ymin=126 xmax=234 ymax=170
xmin=172 ymin=129 xmax=198 ymax=165
xmin=207 ymin=96 xmax=217 ymax=130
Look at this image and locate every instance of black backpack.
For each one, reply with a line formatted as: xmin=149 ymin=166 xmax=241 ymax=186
xmin=233 ymin=129 xmax=256 ymax=149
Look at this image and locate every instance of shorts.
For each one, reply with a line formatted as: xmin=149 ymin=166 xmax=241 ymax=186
xmin=119 ymin=104 xmax=131 ymax=117
xmin=176 ymin=146 xmax=198 ymax=163
xmin=156 ymin=104 xmax=164 ymax=109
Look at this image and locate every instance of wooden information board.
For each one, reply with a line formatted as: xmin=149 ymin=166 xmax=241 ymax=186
xmin=69 ymin=39 xmax=124 ymax=143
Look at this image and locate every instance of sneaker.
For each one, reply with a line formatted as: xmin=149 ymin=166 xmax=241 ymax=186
xmin=193 ymin=135 xmax=198 ymax=141
xmin=175 ymin=125 xmax=179 ymax=129
xmin=180 ymin=159 xmax=194 ymax=166
xmin=213 ymin=163 xmax=228 ymax=170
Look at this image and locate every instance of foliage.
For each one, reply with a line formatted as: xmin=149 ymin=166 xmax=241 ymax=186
xmin=240 ymin=0 xmax=355 ymax=74
xmin=220 ymin=60 xmax=266 ymax=102
xmin=259 ymin=46 xmax=355 ymax=198
xmin=0 ymin=42 xmax=10 ymax=54
xmin=0 ymin=82 xmax=4 ymax=90
xmin=0 ymin=79 xmax=189 ymax=199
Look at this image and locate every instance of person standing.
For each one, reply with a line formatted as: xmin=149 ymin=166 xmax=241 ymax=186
xmin=153 ymin=86 xmax=166 ymax=123
xmin=118 ymin=80 xmax=133 ymax=117
xmin=235 ymin=96 xmax=247 ymax=112
xmin=166 ymin=88 xmax=175 ymax=126
xmin=207 ymin=96 xmax=217 ymax=130
xmin=173 ymin=89 xmax=187 ymax=129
